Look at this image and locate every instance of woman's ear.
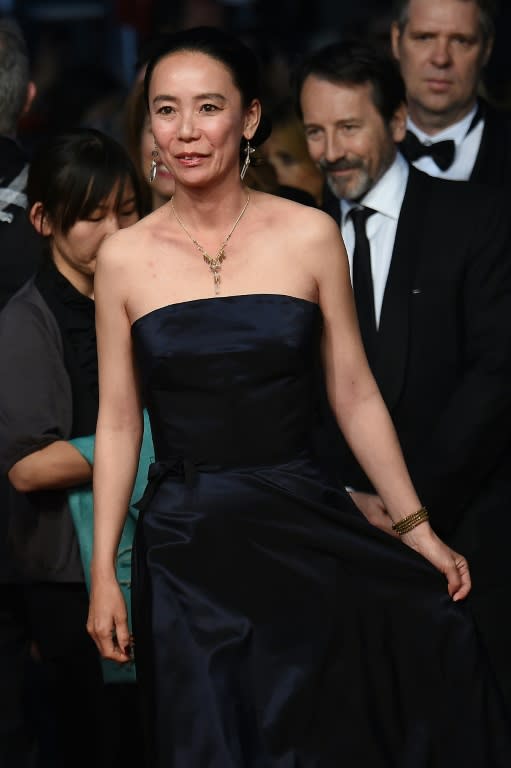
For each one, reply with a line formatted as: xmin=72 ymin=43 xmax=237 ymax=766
xmin=243 ymin=98 xmax=262 ymax=141
xmin=29 ymin=202 xmax=52 ymax=236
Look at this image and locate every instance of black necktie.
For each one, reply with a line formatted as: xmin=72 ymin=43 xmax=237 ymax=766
xmin=349 ymin=207 xmax=377 ymax=363
xmin=401 ymin=131 xmax=456 ymax=171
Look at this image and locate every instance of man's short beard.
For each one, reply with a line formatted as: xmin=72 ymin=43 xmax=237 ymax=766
xmin=320 ymin=143 xmax=396 ymax=201
xmin=320 ymin=160 xmax=373 ymax=201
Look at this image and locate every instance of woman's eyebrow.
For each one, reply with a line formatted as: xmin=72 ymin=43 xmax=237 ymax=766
xmin=152 ymin=92 xmax=227 ymax=104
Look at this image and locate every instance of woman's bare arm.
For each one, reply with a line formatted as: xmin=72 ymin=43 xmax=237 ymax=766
xmin=317 ymin=221 xmax=421 ymax=525
xmin=88 ymin=233 xmax=144 ymax=661
xmin=312 ymin=214 xmax=470 ymax=599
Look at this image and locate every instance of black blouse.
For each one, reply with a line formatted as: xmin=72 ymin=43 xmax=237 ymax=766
xmin=0 ymin=261 xmax=99 ymax=582
xmin=35 ymin=258 xmax=98 ymax=437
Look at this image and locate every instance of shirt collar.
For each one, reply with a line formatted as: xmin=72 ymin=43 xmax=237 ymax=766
xmin=340 ymin=152 xmax=409 ymax=225
xmin=407 ymin=102 xmax=479 ymax=146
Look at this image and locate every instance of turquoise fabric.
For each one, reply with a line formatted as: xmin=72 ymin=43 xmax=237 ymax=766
xmin=68 ymin=410 xmax=154 ymax=683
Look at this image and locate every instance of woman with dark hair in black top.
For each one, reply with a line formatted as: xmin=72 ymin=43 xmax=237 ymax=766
xmin=0 ymin=129 xmax=142 ymax=768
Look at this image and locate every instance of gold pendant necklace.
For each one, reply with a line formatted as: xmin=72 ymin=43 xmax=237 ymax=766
xmin=170 ymin=192 xmax=250 ymax=295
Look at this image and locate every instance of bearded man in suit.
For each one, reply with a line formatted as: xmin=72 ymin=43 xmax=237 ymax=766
xmin=391 ymin=0 xmax=511 ymax=185
xmin=298 ymin=39 xmax=511 ymax=713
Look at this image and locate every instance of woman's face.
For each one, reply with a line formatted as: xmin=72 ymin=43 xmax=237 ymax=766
xmin=141 ymin=114 xmax=175 ymax=200
xmin=261 ymin=122 xmax=324 ymax=203
xmin=49 ymin=181 xmax=138 ymax=290
xmin=148 ymin=50 xmax=260 ymax=189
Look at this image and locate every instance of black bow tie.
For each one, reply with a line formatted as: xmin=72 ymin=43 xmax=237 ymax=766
xmin=401 ymin=131 xmax=456 ymax=171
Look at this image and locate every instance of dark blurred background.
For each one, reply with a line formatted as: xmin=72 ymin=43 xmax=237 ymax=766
xmin=1 ymin=0 xmax=511 ymax=150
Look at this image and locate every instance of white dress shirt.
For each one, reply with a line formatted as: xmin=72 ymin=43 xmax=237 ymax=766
xmin=340 ymin=152 xmax=409 ymax=327
xmin=406 ymin=103 xmax=484 ymax=181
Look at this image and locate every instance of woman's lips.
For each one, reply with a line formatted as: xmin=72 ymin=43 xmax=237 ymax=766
xmin=175 ymin=153 xmax=207 ymax=167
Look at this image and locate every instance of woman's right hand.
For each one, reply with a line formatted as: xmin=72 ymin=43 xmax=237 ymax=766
xmin=401 ymin=523 xmax=471 ymax=602
xmin=87 ymin=575 xmax=132 ymax=663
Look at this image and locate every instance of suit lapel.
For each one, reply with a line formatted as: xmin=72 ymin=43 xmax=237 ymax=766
xmin=374 ymin=168 xmax=425 ymax=410
xmin=470 ymin=102 xmax=503 ymax=185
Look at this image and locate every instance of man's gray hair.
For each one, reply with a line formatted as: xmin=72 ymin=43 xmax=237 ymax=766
xmin=0 ymin=19 xmax=30 ymax=136
xmin=392 ymin=0 xmax=499 ymax=44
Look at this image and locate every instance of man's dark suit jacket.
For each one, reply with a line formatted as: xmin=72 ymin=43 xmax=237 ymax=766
xmin=321 ymin=166 xmax=511 ymax=706
xmin=470 ymin=100 xmax=511 ymax=186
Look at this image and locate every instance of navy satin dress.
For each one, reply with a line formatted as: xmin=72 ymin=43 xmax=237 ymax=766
xmin=131 ymin=294 xmax=511 ymax=767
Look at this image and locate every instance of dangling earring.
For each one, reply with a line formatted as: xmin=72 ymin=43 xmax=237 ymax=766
xmin=240 ymin=139 xmax=255 ymax=181
xmin=149 ymin=144 xmax=159 ymax=183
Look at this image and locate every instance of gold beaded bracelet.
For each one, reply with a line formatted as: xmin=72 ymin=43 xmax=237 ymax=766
xmin=392 ymin=507 xmax=429 ymax=536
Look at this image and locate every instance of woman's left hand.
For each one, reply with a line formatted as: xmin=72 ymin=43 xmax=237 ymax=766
xmin=401 ymin=523 xmax=471 ymax=602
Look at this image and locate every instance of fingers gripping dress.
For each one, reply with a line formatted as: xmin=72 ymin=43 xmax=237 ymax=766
xmin=131 ymin=294 xmax=511 ymax=768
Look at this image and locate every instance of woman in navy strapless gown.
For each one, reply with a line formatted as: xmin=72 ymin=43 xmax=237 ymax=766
xmin=88 ymin=27 xmax=511 ymax=767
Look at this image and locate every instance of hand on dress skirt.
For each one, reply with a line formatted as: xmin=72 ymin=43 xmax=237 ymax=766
xmin=401 ymin=524 xmax=471 ymax=602
xmin=350 ymin=492 xmax=470 ymax=601
xmin=349 ymin=492 xmax=398 ymax=537
xmin=87 ymin=576 xmax=132 ymax=663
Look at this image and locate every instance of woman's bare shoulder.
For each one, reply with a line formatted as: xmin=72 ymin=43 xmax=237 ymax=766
xmin=250 ymin=192 xmax=345 ymax=289
xmin=254 ymin=191 xmax=339 ymax=240
xmin=97 ymin=206 xmax=169 ymax=267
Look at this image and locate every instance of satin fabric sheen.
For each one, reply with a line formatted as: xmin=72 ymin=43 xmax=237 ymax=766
xmin=131 ymin=294 xmax=511 ymax=767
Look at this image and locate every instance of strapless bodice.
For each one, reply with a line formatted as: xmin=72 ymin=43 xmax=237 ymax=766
xmin=131 ymin=294 xmax=321 ymax=466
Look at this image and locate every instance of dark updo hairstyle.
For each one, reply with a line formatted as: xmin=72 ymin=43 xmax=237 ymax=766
xmin=143 ymin=26 xmax=271 ymax=148
xmin=27 ymin=128 xmax=143 ymax=235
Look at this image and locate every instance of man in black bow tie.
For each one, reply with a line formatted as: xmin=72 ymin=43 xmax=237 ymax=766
xmin=392 ymin=0 xmax=511 ymax=185
xmin=298 ymin=38 xmax=511 ymax=713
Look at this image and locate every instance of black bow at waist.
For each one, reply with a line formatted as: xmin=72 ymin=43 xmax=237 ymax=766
xmin=134 ymin=457 xmax=205 ymax=513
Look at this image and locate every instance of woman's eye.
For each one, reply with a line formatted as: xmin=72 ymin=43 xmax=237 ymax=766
xmin=120 ymin=208 xmax=137 ymax=218
xmin=156 ymin=105 xmax=174 ymax=115
xmin=200 ymin=103 xmax=218 ymax=113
